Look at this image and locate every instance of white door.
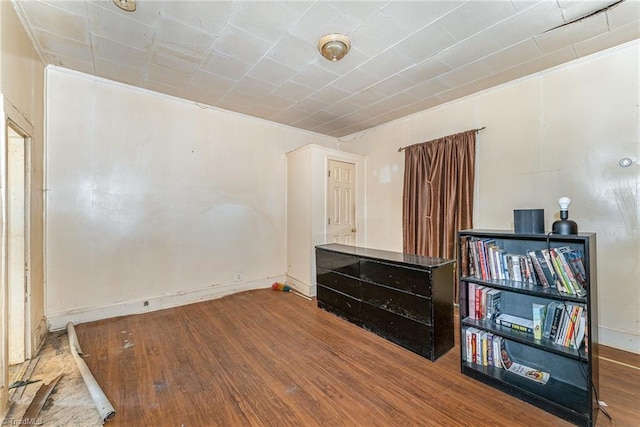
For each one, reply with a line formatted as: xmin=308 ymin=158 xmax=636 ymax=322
xmin=327 ymin=160 xmax=356 ymax=245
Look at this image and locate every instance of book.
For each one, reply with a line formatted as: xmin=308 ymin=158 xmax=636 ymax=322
xmin=492 ymin=336 xmax=502 ymax=368
xmin=465 ymin=327 xmax=479 ymax=363
xmin=485 ymin=289 xmax=502 ymax=321
xmin=496 ymin=313 xmax=534 ymax=334
xmin=528 ymin=251 xmax=553 ymax=288
xmin=555 ymin=247 xmax=586 ymax=297
xmin=499 ymin=340 xmax=550 ymax=385
xmin=543 ymin=301 xmax=561 ymax=339
xmin=574 ymin=310 xmax=587 ymax=350
xmin=560 ymin=247 xmax=588 ymax=296
xmin=549 ymin=248 xmax=573 ymax=294
xmin=468 ymin=282 xmax=477 ymax=320
xmin=549 ymin=304 xmax=565 ymax=341
xmin=532 ymin=303 xmax=546 ymax=340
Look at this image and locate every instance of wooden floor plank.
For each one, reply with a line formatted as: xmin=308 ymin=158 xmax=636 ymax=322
xmin=74 ymin=289 xmax=638 ymax=426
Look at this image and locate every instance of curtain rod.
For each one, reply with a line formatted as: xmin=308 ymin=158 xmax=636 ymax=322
xmin=397 ymin=127 xmax=486 ymax=152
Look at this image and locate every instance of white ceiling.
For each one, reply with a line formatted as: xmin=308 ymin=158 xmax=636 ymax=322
xmin=12 ymin=0 xmax=640 ymax=137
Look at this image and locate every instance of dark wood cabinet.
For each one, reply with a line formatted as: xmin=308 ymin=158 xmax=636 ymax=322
xmin=458 ymin=230 xmax=599 ymax=427
xmin=315 ymin=244 xmax=455 ymax=361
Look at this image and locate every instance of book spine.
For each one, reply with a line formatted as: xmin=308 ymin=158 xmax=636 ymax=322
xmin=532 ymin=303 xmax=545 ymax=340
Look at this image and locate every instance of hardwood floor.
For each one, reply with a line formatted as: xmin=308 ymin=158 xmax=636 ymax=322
xmin=74 ymin=289 xmax=639 ymax=426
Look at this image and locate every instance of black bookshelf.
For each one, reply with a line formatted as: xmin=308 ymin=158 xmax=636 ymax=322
xmin=458 ymin=230 xmax=599 ymax=427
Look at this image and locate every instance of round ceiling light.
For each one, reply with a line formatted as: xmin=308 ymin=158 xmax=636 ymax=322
xmin=112 ymin=0 xmax=136 ymax=12
xmin=318 ymin=34 xmax=351 ymax=62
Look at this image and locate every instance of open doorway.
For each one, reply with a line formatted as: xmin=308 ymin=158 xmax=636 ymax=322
xmin=7 ymin=123 xmax=30 ymax=367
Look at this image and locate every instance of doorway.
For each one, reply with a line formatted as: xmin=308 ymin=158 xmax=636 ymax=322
xmin=7 ymin=123 xmax=30 ymax=366
xmin=327 ymin=159 xmax=356 ymax=245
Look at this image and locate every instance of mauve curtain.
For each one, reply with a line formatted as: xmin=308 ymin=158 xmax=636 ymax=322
xmin=402 ymin=130 xmax=476 ymax=299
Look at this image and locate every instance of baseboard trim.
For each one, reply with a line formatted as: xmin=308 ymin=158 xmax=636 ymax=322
xmin=599 ymin=326 xmax=640 ymax=354
xmin=285 ymin=275 xmax=316 ymax=297
xmin=47 ymin=276 xmax=285 ymax=331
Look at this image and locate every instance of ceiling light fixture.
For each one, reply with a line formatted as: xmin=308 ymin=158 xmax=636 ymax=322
xmin=318 ymin=33 xmax=351 ymax=62
xmin=112 ymin=0 xmax=136 ymax=12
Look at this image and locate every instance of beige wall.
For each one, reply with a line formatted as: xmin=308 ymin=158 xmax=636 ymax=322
xmin=45 ymin=67 xmax=337 ymax=329
xmin=345 ymin=41 xmax=640 ymax=354
xmin=0 ymin=0 xmax=46 ymax=416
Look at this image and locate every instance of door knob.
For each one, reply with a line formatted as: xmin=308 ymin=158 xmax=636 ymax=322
xmin=351 ymin=228 xmax=357 ymax=233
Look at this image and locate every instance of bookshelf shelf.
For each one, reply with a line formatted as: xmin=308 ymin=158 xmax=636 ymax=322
xmin=458 ymin=230 xmax=598 ymax=427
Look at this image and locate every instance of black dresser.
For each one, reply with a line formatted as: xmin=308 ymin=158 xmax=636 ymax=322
xmin=315 ymin=244 xmax=455 ymax=361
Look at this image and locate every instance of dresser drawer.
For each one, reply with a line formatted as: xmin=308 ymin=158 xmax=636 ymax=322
xmin=316 ymin=267 xmax=360 ymax=299
xmin=317 ymin=285 xmax=361 ymax=324
xmin=360 ymin=260 xmax=432 ymax=297
xmin=360 ymin=281 xmax=431 ymax=324
xmin=361 ymin=302 xmax=433 ymax=359
xmin=316 ymin=250 xmax=359 ymax=277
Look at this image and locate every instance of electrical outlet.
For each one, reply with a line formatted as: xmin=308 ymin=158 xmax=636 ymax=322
xmin=236 ymin=273 xmax=241 ymax=280
xmin=143 ymin=300 xmax=149 ymax=307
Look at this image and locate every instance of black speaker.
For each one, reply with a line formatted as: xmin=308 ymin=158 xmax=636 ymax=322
xmin=514 ymin=209 xmax=545 ymax=234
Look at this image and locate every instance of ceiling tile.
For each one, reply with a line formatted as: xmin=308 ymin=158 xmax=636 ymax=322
xmin=213 ymin=24 xmax=272 ymax=65
xmin=393 ymin=23 xmax=457 ymax=63
xmin=18 ymin=0 xmax=89 ymax=43
xmin=438 ymin=32 xmax=501 ymax=69
xmin=534 ymin=13 xmax=609 ymax=54
xmin=607 ymin=0 xmax=640 ymax=29
xmin=308 ymin=85 xmax=351 ymax=105
xmin=321 ymin=99 xmax=360 ymax=117
xmin=92 ymin=0 xmax=162 ymax=28
xmin=248 ymin=58 xmax=298 ymax=86
xmin=94 ymin=58 xmax=145 ymax=87
xmin=400 ymin=59 xmax=452 ymax=84
xmin=377 ymin=91 xmax=420 ymax=111
xmin=145 ymin=63 xmax=193 ymax=88
xmin=143 ymin=79 xmax=187 ymax=100
xmin=517 ymin=46 xmax=576 ymax=76
xmin=47 ymin=54 xmax=94 ymax=75
xmin=201 ymin=52 xmax=251 ymax=82
xmin=34 ymin=28 xmax=93 ymax=63
xmin=150 ymin=45 xmax=203 ymax=75
xmin=92 ymin=35 xmax=149 ymax=68
xmin=557 ymin=0 xmax=617 ymax=22
xmin=436 ymin=81 xmax=482 ymax=103
xmin=160 ymin=0 xmax=236 ymax=35
xmin=292 ymin=97 xmax=330 ymax=114
xmin=573 ymin=21 xmax=640 ymax=58
xmin=408 ymin=78 xmax=451 ymax=99
xmin=314 ymin=47 xmax=369 ymax=76
xmin=154 ymin=16 xmax=216 ymax=56
xmin=230 ymin=1 xmax=304 ymax=43
xmin=331 ymin=1 xmax=386 ymax=21
xmin=331 ymin=68 xmax=379 ymax=93
xmin=266 ymin=34 xmax=318 ymax=72
xmin=348 ymin=10 xmax=412 ymax=56
xmin=233 ymin=76 xmax=278 ymax=97
xmin=186 ymin=71 xmax=234 ymax=104
xmin=288 ymin=2 xmax=362 ymax=40
xmin=358 ymin=49 xmax=416 ymax=80
xmin=382 ymin=1 xmax=463 ymax=32
xmin=87 ymin=2 xmax=155 ymax=50
xmin=290 ymin=62 xmax=339 ymax=88
xmin=482 ymin=39 xmax=541 ymax=73
xmin=439 ymin=61 xmax=492 ymax=87
xmin=489 ymin=0 xmax=565 ymax=47
xmin=271 ymin=81 xmax=316 ymax=102
xmin=472 ymin=65 xmax=526 ymax=93
xmin=438 ymin=0 xmax=517 ymax=41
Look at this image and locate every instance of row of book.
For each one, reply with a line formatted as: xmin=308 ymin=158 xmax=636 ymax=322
xmin=463 ymin=328 xmax=550 ymax=384
xmin=461 ymin=236 xmax=588 ymax=297
xmin=467 ymin=283 xmax=587 ymax=350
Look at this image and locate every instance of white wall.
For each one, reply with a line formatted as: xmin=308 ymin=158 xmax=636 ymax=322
xmin=45 ymin=67 xmax=336 ymax=329
xmin=345 ymin=41 xmax=640 ymax=354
